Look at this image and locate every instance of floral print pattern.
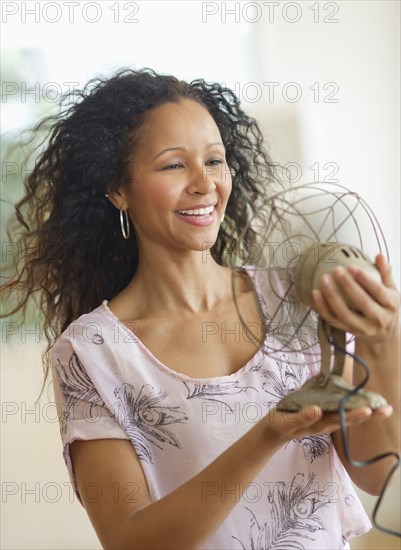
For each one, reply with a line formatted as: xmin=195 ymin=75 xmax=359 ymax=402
xmin=113 ymin=382 xmax=188 ymax=464
xmin=184 ymin=380 xmax=257 ymax=410
xmin=260 ymin=353 xmax=310 ymax=408
xmin=232 ymin=472 xmax=339 ymax=549
xmin=54 ymin=351 xmax=105 ymax=436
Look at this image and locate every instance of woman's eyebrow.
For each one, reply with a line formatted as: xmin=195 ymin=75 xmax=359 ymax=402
xmin=152 ymin=142 xmax=224 ymax=161
xmin=152 ymin=146 xmax=186 ymax=160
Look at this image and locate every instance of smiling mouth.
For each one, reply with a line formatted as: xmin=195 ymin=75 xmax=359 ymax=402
xmin=176 ymin=205 xmax=215 ymax=217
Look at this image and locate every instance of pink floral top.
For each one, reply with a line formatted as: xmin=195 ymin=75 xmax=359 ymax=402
xmin=51 ymin=268 xmax=370 ymax=549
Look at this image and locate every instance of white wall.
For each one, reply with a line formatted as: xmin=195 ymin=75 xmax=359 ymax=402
xmin=248 ymin=0 xmax=400 ymax=284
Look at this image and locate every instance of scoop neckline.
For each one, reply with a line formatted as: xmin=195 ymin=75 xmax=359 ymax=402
xmin=98 ymin=274 xmax=267 ymax=383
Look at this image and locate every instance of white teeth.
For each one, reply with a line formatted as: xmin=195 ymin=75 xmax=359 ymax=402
xmin=178 ymin=206 xmax=214 ymax=216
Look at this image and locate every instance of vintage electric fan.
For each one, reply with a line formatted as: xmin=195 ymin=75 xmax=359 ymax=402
xmin=230 ymin=181 xmax=400 ymax=537
xmin=230 ymin=181 xmax=389 ymax=412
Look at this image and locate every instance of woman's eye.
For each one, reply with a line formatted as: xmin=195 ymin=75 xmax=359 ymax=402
xmin=206 ymin=159 xmax=223 ymax=166
xmin=163 ymin=163 xmax=182 ymax=170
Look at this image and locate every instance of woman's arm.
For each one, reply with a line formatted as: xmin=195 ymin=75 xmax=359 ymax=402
xmin=312 ymin=254 xmax=400 ymax=495
xmin=71 ymin=405 xmax=372 ymax=550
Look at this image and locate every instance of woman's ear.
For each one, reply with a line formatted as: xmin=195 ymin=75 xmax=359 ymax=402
xmin=105 ymin=189 xmax=128 ymax=211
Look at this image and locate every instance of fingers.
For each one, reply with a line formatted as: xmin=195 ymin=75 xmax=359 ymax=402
xmin=336 ymin=265 xmax=392 ymax=310
xmin=311 ymin=262 xmax=399 ymax=337
xmin=313 ymin=407 xmax=373 ymax=434
xmin=311 ymin=277 xmax=365 ymax=334
xmin=346 ymin=263 xmax=398 ymax=310
xmin=269 ymin=404 xmax=379 ymax=442
xmin=374 ymin=254 xmax=397 ymax=289
xmin=370 ymin=404 xmax=393 ymax=418
xmin=339 ymin=407 xmax=372 ymax=426
xmin=311 ymin=287 xmax=334 ymax=318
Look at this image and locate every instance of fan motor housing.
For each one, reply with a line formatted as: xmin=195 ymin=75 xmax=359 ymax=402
xmin=295 ymin=242 xmax=381 ymax=310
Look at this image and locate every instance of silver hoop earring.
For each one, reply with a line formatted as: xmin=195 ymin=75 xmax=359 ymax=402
xmin=120 ymin=208 xmax=130 ymax=239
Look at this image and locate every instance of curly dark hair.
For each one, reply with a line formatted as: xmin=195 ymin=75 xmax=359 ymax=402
xmin=1 ymin=67 xmax=280 ymax=400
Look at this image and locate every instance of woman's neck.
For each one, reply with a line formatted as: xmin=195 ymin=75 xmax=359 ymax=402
xmin=125 ymin=248 xmax=232 ymax=316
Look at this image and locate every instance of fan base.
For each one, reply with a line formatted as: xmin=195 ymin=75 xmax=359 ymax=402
xmin=276 ymin=374 xmax=387 ymax=412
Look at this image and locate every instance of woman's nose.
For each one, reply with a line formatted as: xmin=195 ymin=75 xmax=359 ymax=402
xmin=186 ymin=164 xmax=217 ymax=195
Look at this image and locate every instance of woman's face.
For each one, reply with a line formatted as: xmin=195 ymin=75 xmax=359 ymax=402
xmin=120 ymin=99 xmax=232 ymax=255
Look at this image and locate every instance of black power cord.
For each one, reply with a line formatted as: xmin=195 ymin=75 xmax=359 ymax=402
xmin=322 ymin=319 xmax=401 ymax=538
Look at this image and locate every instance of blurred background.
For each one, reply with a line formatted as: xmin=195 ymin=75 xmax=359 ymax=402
xmin=1 ymin=1 xmax=400 ymax=548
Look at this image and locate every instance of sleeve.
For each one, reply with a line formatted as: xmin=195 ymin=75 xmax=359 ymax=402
xmin=51 ymin=335 xmax=129 ymax=507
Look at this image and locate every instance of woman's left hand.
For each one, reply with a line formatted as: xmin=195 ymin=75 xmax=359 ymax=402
xmin=311 ymin=253 xmax=400 ymax=345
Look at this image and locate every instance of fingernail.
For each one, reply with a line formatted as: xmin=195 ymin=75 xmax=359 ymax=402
xmin=311 ymin=289 xmax=319 ymax=301
xmin=333 ymin=266 xmax=345 ymax=278
xmin=321 ymin=274 xmax=331 ymax=287
xmin=352 ymin=409 xmax=372 ymax=422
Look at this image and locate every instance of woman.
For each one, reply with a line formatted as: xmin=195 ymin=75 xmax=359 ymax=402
xmin=2 ymin=68 xmax=399 ymax=549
